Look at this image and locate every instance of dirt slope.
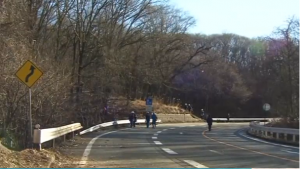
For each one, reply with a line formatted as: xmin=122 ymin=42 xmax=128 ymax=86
xmin=0 ymin=140 xmax=77 ymax=168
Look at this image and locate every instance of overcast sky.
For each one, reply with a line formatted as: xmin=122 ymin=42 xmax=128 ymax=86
xmin=169 ymin=0 xmax=299 ymax=38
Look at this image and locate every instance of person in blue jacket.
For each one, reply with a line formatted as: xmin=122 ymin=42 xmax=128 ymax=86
xmin=151 ymin=112 xmax=157 ymax=128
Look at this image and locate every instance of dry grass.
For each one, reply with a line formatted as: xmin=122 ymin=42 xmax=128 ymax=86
xmin=129 ymin=99 xmax=186 ymax=114
xmin=109 ymin=97 xmax=188 ymax=116
xmin=0 ymin=140 xmax=78 ymax=168
xmin=266 ymin=119 xmax=299 ymax=129
xmin=108 ymin=97 xmax=202 ymax=123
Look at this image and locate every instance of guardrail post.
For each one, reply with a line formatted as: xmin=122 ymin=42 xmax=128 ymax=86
xmin=293 ymin=135 xmax=296 ymax=142
xmin=276 ymin=133 xmax=279 ymax=139
xmin=284 ymin=134 xmax=287 ymax=140
xmin=52 ymin=139 xmax=55 ymax=148
xmin=63 ymin=135 xmax=66 ymax=142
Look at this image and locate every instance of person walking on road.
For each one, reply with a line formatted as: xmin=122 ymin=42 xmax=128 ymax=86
xmin=206 ymin=114 xmax=213 ymax=131
xmin=129 ymin=111 xmax=136 ymax=128
xmin=145 ymin=112 xmax=151 ymax=128
xmin=227 ymin=113 xmax=230 ymax=122
xmin=201 ymin=109 xmax=206 ymax=119
xmin=151 ymin=112 xmax=157 ymax=128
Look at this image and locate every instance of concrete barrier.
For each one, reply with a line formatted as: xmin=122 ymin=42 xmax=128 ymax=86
xmin=248 ymin=121 xmax=299 ymax=146
xmin=213 ymin=118 xmax=276 ymax=122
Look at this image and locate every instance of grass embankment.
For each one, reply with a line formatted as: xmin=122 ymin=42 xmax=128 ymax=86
xmin=109 ymin=97 xmax=203 ymax=123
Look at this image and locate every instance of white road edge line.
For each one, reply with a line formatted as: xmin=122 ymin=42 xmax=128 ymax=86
xmin=162 ymin=148 xmax=178 ymax=155
xmin=183 ymin=160 xmax=208 ymax=168
xmin=154 ymin=141 xmax=162 ymax=145
xmin=79 ymin=130 xmax=118 ymax=166
xmin=152 ymin=137 xmax=157 ymax=139
xmin=281 ymin=149 xmax=299 ymax=154
xmin=239 ymin=131 xmax=299 ymax=150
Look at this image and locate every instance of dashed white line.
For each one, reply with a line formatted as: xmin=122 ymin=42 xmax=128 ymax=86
xmin=162 ymin=148 xmax=178 ymax=154
xmin=157 ymin=131 xmax=162 ymax=133
xmin=163 ymin=129 xmax=168 ymax=131
xmin=152 ymin=137 xmax=157 ymax=139
xmin=170 ymin=128 xmax=175 ymax=130
xmin=154 ymin=141 xmax=162 ymax=145
xmin=209 ymin=150 xmax=222 ymax=155
xmin=179 ymin=132 xmax=183 ymax=135
xmin=153 ymin=133 xmax=158 ymax=136
xmin=183 ymin=160 xmax=208 ymax=168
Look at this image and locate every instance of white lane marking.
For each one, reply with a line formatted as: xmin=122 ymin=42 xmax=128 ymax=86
xmin=170 ymin=128 xmax=175 ymax=130
xmin=163 ymin=129 xmax=168 ymax=131
xmin=209 ymin=150 xmax=222 ymax=155
xmin=133 ymin=143 xmax=150 ymax=145
xmin=154 ymin=141 xmax=162 ymax=145
xmin=162 ymin=148 xmax=178 ymax=154
xmin=239 ymin=131 xmax=299 ymax=150
xmin=79 ymin=130 xmax=117 ymax=165
xmin=179 ymin=132 xmax=183 ymax=135
xmin=183 ymin=160 xmax=208 ymax=168
xmin=190 ymin=125 xmax=195 ymax=127
xmin=157 ymin=131 xmax=162 ymax=133
xmin=281 ymin=149 xmax=299 ymax=154
xmin=152 ymin=137 xmax=157 ymax=139
xmin=154 ymin=133 xmax=158 ymax=136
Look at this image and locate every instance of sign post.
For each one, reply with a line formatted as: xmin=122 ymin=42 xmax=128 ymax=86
xmin=146 ymin=96 xmax=153 ymax=112
xmin=15 ymin=60 xmax=43 ymax=147
xmin=262 ymin=103 xmax=271 ymax=125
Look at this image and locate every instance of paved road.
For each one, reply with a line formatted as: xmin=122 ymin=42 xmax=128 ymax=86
xmin=62 ymin=123 xmax=299 ymax=168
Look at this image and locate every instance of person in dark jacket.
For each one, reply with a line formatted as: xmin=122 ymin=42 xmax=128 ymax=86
xmin=129 ymin=111 xmax=136 ymax=128
xmin=145 ymin=112 xmax=151 ymax=128
xmin=151 ymin=112 xmax=157 ymax=128
xmin=206 ymin=114 xmax=213 ymax=131
xmin=227 ymin=113 xmax=230 ymax=122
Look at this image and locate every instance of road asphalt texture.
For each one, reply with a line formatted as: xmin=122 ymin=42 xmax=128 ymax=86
xmin=61 ymin=123 xmax=299 ymax=168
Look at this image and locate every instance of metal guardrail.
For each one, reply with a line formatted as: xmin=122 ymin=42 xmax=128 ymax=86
xmin=213 ymin=118 xmax=276 ymax=121
xmin=248 ymin=121 xmax=299 ymax=145
xmin=33 ymin=123 xmax=83 ymax=150
xmin=80 ymin=119 xmax=162 ymax=135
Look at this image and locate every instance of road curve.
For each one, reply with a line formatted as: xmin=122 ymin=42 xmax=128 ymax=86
xmin=62 ymin=123 xmax=299 ymax=168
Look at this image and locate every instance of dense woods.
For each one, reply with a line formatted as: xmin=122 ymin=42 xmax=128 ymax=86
xmin=0 ymin=0 xmax=298 ymax=149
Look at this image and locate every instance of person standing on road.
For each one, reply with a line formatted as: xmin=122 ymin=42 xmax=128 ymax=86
xmin=129 ymin=111 xmax=136 ymax=128
xmin=133 ymin=112 xmax=137 ymax=127
xmin=201 ymin=109 xmax=205 ymax=119
xmin=206 ymin=114 xmax=213 ymax=131
xmin=227 ymin=113 xmax=230 ymax=122
xmin=151 ymin=112 xmax=157 ymax=128
xmin=145 ymin=112 xmax=151 ymax=128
